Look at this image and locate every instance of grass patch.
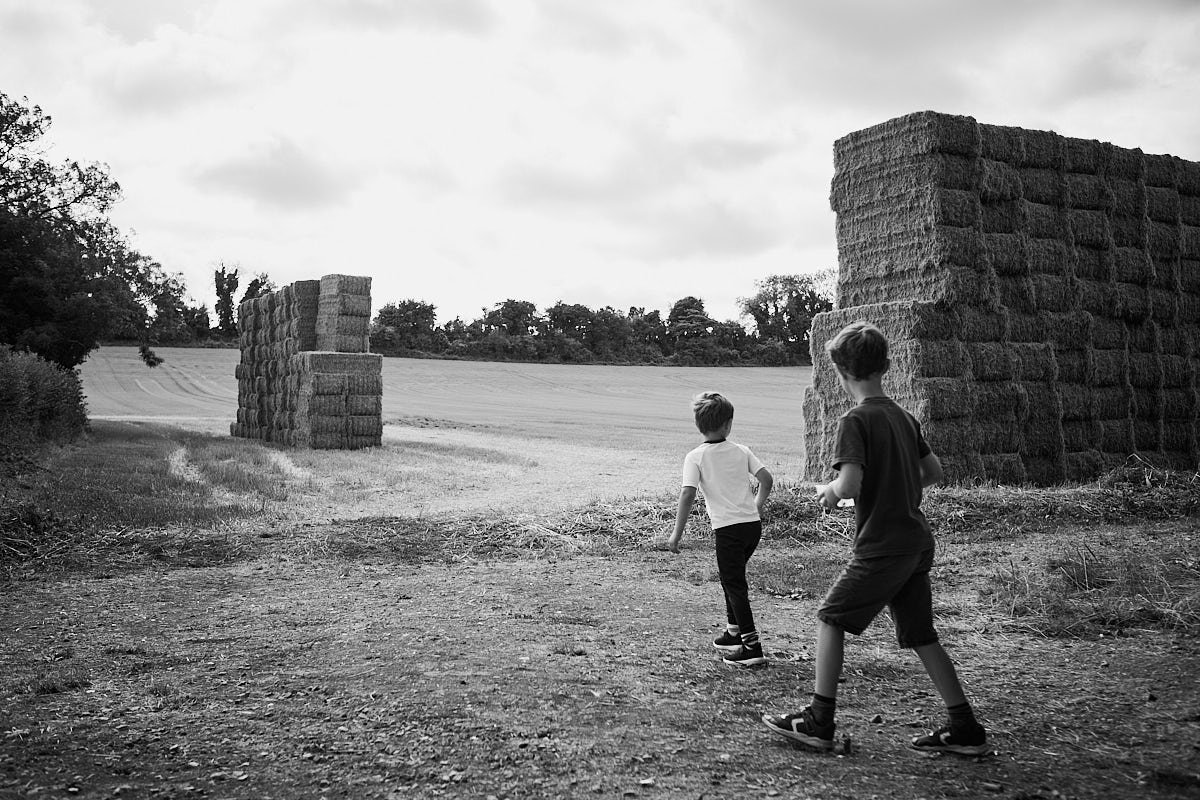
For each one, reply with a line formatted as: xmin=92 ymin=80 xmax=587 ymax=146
xmin=184 ymin=437 xmax=294 ymax=501
xmin=983 ymin=532 xmax=1200 ymax=637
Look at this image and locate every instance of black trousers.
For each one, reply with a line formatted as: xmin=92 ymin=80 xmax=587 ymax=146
xmin=714 ymin=520 xmax=762 ymax=633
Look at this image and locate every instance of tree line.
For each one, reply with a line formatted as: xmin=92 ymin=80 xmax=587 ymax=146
xmin=371 ymin=273 xmax=833 ymax=366
xmin=1 ymin=89 xmax=832 ymax=371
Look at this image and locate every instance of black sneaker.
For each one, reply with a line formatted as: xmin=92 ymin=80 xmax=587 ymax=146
xmin=910 ymin=724 xmax=989 ymax=756
xmin=761 ymin=708 xmax=835 ymax=751
xmin=723 ymin=644 xmax=767 ymax=667
xmin=712 ymin=630 xmax=742 ymax=653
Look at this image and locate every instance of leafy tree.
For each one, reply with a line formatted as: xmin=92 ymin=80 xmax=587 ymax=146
xmin=213 ymin=262 xmax=239 ymax=337
xmin=0 ymin=91 xmax=181 ymax=368
xmin=372 ymin=299 xmax=444 ymax=352
xmin=482 ymin=299 xmax=540 ymax=337
xmin=239 ymin=272 xmax=275 ymax=307
xmin=738 ymin=273 xmax=834 ymax=363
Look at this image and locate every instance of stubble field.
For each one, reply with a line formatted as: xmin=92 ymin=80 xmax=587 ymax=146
xmin=1 ymin=347 xmax=1198 ymax=800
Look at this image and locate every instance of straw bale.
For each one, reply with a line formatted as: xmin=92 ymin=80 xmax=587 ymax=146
xmin=980 ymin=201 xmax=1022 ymax=235
xmin=1007 ymin=312 xmax=1046 ymax=344
xmin=810 ymin=303 xmax=959 ymax=361
xmin=965 ymin=342 xmax=1017 ymax=381
xmin=305 ymin=395 xmax=346 ymax=416
xmin=979 ymin=161 xmax=1020 ymax=202
xmin=1021 ymin=201 xmax=1064 ymax=240
xmin=1161 ymin=327 xmax=1194 ymax=357
xmin=1127 ymin=320 xmax=1160 ymax=354
xmin=1105 ymin=145 xmax=1145 ymax=181
xmin=306 ymin=374 xmax=346 ymax=396
xmin=979 ymin=124 xmax=1025 ymax=163
xmin=979 ymin=453 xmax=1027 ymax=483
xmin=1021 ymin=456 xmax=1065 ymax=486
xmin=937 ymin=452 xmax=984 ymax=485
xmin=1021 ymin=128 xmax=1065 ymax=169
xmin=1092 ymin=349 xmax=1128 ymax=387
xmin=315 ymin=314 xmax=371 ymax=337
xmin=1092 ymin=317 xmax=1127 ymax=350
xmin=1032 ymin=274 xmax=1078 ymax=312
xmin=957 ymin=307 xmax=1009 ymax=342
xmin=309 ymin=415 xmax=348 ymax=434
xmin=1129 ymin=354 xmax=1163 ymax=389
xmin=1179 ymin=158 xmax=1200 ymax=195
xmin=320 ymin=333 xmax=370 ymax=353
xmin=973 ymin=381 xmax=1027 ymax=418
xmin=319 ymin=274 xmax=372 ymax=296
xmin=1019 ymin=168 xmax=1064 ymax=204
xmin=1183 ymin=197 xmax=1200 ymax=227
xmin=984 ymin=232 xmax=1027 ymax=275
xmin=1045 ymin=311 xmax=1094 ymax=349
xmin=996 ymin=274 xmax=1035 ymax=313
xmin=1110 ymin=215 xmax=1146 ymax=250
xmin=1055 ymin=350 xmax=1095 ymax=385
xmin=1067 ymin=209 xmax=1111 ymax=249
xmin=1076 ymin=279 xmax=1116 ymax=315
xmin=347 ymin=416 xmax=383 ymax=436
xmin=1098 ymin=418 xmax=1133 ymax=451
xmin=1180 ymin=291 xmax=1200 ymax=324
xmin=1109 ymin=177 xmax=1145 ymax=217
xmin=1064 ymin=450 xmax=1106 ymax=482
xmin=318 ymin=293 xmax=373 ymax=317
xmin=1026 ymin=237 xmax=1070 ymax=276
xmin=236 ymin=408 xmax=259 ymax=426
xmin=1132 ymin=387 xmax=1162 ymax=418
xmin=1145 ymin=187 xmax=1180 ymax=223
xmin=1009 ymin=343 xmax=1057 ymax=382
xmin=1064 ymin=137 xmax=1102 ymax=174
xmin=833 ymin=111 xmax=981 ymax=172
xmin=1181 ymin=225 xmax=1200 ymax=258
xmin=1062 ymin=417 xmax=1100 ymax=450
xmin=1065 ymin=173 xmax=1113 ymax=210
xmin=1161 ymin=387 xmax=1196 ymax=419
xmin=292 ymin=351 xmax=383 ymax=374
xmin=347 ymin=394 xmax=383 ymax=416
xmin=933 ymin=189 xmax=981 ymax=228
xmin=291 ymin=279 xmax=320 ymax=298
xmin=1149 ymin=288 xmax=1177 ymax=323
xmin=348 ymin=435 xmax=381 ymax=449
xmin=885 ymin=376 xmax=973 ymax=421
xmin=1148 ymin=221 xmax=1180 ymax=258
xmin=1133 ymin=419 xmax=1162 ymax=450
xmin=309 ymin=432 xmax=349 ymax=449
xmin=346 ymin=374 xmax=383 ymax=395
xmin=1159 ymin=422 xmax=1194 ymax=454
xmin=1144 ymin=154 xmax=1179 ymax=188
xmin=1116 ymin=283 xmax=1151 ymax=322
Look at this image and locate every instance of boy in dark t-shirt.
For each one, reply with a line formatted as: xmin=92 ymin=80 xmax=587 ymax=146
xmin=762 ymin=321 xmax=988 ymax=755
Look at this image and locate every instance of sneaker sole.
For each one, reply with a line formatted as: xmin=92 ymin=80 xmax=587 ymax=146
xmin=910 ymin=742 xmax=990 ymax=756
xmin=723 ymin=655 xmax=767 ymax=667
xmin=761 ymin=715 xmax=833 ymax=751
xmin=712 ymin=643 xmax=742 ymax=653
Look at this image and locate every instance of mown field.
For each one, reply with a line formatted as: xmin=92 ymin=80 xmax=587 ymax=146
xmin=1 ymin=348 xmax=1198 ymax=800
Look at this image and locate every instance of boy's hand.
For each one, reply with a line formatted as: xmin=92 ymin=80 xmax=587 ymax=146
xmin=665 ymin=531 xmax=682 ymax=553
xmin=814 ymin=483 xmax=839 ymax=511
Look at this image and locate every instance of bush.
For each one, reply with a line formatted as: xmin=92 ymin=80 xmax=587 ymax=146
xmin=0 ymin=345 xmax=88 ymax=470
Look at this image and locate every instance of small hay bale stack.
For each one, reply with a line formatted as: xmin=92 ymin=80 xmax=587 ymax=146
xmin=807 ymin=111 xmax=1200 ymax=486
xmin=231 ymin=274 xmax=382 ymax=450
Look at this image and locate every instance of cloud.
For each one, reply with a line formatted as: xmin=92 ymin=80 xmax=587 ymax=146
xmin=193 ymin=136 xmax=359 ymax=210
xmin=282 ymin=0 xmax=498 ymax=35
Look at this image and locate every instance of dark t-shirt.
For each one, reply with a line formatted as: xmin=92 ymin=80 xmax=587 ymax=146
xmin=831 ymin=397 xmax=934 ymax=557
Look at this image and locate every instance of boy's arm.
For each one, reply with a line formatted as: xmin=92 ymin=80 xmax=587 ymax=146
xmin=666 ymin=486 xmax=697 ymax=553
xmin=816 ymin=462 xmax=863 ymax=509
xmin=754 ymin=467 xmax=773 ymax=516
xmin=919 ymin=452 xmax=944 ymax=488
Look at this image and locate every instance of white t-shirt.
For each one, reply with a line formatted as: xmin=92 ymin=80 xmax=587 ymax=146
xmin=681 ymin=440 xmax=765 ymax=530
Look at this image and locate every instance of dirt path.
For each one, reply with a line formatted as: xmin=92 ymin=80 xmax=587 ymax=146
xmin=4 ymin=539 xmax=1199 ymax=799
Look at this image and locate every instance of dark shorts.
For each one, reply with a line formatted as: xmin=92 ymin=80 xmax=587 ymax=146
xmin=817 ymin=548 xmax=938 ymax=648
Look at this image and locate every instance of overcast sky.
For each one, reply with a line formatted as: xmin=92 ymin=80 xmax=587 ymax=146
xmin=2 ymin=0 xmax=1198 ymax=327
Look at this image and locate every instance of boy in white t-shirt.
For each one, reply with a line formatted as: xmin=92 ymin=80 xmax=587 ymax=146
xmin=666 ymin=392 xmax=774 ymax=666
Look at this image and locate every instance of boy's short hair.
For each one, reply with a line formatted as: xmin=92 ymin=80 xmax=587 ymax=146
xmin=692 ymin=391 xmax=734 ymax=434
xmin=826 ymin=321 xmax=889 ymax=379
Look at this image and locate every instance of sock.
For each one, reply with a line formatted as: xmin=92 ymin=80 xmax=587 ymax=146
xmin=810 ymin=693 xmax=836 ymax=725
xmin=947 ymin=701 xmax=978 ymax=730
xmin=725 ymin=624 xmax=741 ymax=636
xmin=740 ymin=629 xmax=760 ymax=648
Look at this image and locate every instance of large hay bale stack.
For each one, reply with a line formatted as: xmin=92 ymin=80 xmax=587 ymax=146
xmin=231 ymin=274 xmax=381 ymax=450
xmin=806 ymin=112 xmax=1199 ymax=485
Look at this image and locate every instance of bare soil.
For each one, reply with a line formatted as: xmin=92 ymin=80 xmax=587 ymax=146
xmin=3 ymin=502 xmax=1199 ymax=799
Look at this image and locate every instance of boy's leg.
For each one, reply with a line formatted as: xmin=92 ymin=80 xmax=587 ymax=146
xmin=714 ymin=522 xmax=765 ymax=666
xmin=761 ymin=621 xmax=841 ymax=750
xmin=913 ymin=643 xmax=967 ymax=709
